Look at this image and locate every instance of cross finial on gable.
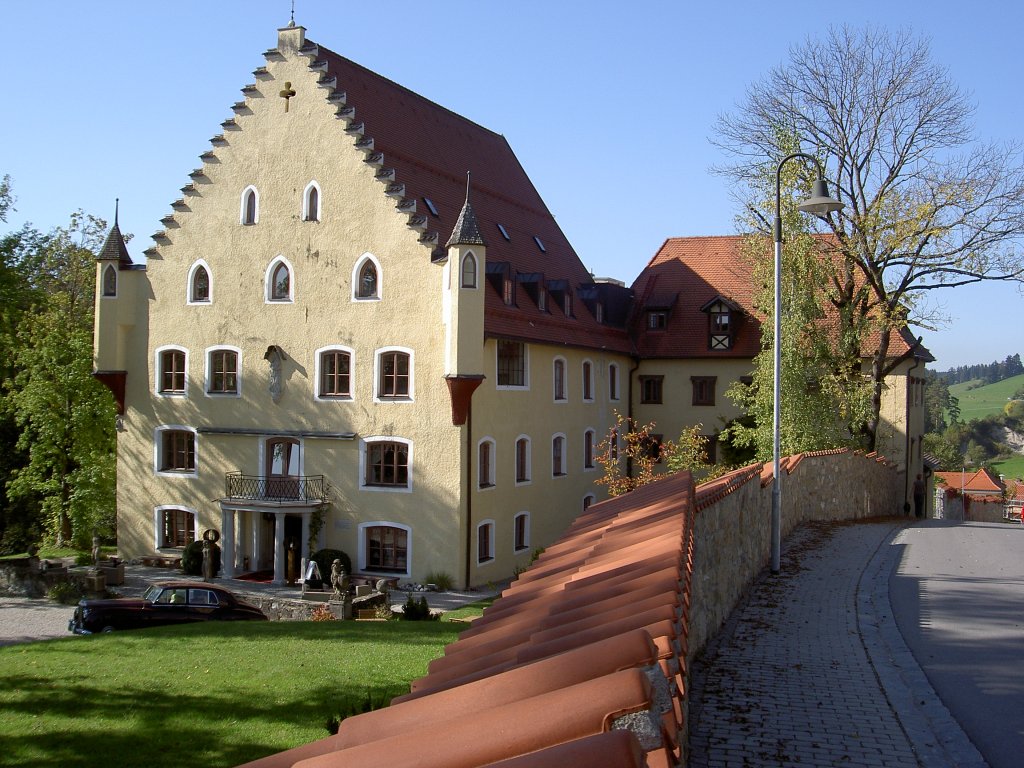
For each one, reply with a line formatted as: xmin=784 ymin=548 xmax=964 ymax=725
xmin=289 ymin=0 xmax=296 ymax=27
xmin=279 ymin=82 xmax=296 ymax=112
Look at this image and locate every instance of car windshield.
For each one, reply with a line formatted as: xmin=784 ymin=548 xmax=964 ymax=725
xmin=142 ymin=585 xmax=164 ymax=602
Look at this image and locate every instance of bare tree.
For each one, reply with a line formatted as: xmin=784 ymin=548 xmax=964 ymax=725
xmin=713 ymin=25 xmax=1024 ymax=449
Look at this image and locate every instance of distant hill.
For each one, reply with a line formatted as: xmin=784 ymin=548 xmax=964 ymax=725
xmin=949 ymin=373 xmax=1024 ymax=422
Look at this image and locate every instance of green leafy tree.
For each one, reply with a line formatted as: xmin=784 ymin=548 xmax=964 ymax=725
xmin=715 ymin=26 xmax=1024 ymax=451
xmin=921 ymin=432 xmax=962 ymax=471
xmin=4 ymin=211 xmax=116 ymax=548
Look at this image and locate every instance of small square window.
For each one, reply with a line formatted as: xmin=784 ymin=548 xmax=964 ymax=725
xmin=648 ymin=311 xmax=668 ymax=330
xmin=692 ymin=376 xmax=717 ymax=406
xmin=640 ymin=375 xmax=664 ymax=404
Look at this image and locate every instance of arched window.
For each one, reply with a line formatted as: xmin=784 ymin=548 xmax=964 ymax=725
xmin=583 ymin=428 xmax=596 ymax=470
xmin=477 ymin=520 xmax=495 ymax=564
xmin=155 ymin=426 xmax=197 ymax=476
xmin=514 ymin=512 xmax=530 ymax=552
xmin=478 ymin=438 xmax=496 ymax=489
xmin=357 ymin=261 xmax=378 ymax=299
xmin=316 ymin=346 xmax=353 ymax=400
xmin=375 ymin=348 xmax=413 ymax=401
xmin=206 ymin=347 xmax=240 ymax=396
xmin=156 ymin=507 xmax=197 ymax=549
xmin=552 ymin=434 xmax=566 ymax=477
xmin=553 ymin=358 xmax=567 ymax=402
xmin=188 ymin=262 xmax=211 ymax=303
xmin=461 ymin=252 xmax=478 ymax=288
xmin=266 ymin=257 xmax=293 ymax=302
xmin=582 ymin=360 xmax=594 ymax=401
xmin=609 ymin=363 xmax=620 ymax=401
xmin=303 ymin=181 xmax=320 ymax=222
xmin=102 ymin=265 xmax=117 ymax=297
xmin=361 ymin=437 xmax=412 ymax=491
xmin=361 ymin=523 xmax=410 ymax=574
xmin=583 ymin=494 xmax=596 ymax=511
xmin=241 ymin=186 xmax=259 ymax=225
xmin=155 ymin=346 xmax=188 ymax=396
xmin=515 ymin=436 xmax=531 ymax=485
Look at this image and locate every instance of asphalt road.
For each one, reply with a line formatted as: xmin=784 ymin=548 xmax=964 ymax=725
xmin=890 ymin=519 xmax=1024 ymax=768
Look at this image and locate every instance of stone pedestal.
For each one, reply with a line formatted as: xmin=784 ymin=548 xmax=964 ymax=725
xmin=83 ymin=570 xmax=106 ymax=596
xmin=328 ymin=599 xmax=350 ymax=620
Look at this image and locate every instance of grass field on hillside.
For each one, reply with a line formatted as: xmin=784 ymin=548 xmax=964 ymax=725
xmin=993 ymin=454 xmax=1024 ymax=480
xmin=0 ymin=619 xmax=464 ymax=768
xmin=949 ymin=373 xmax=1024 ymax=422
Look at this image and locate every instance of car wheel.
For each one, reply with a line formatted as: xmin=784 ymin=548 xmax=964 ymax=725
xmin=101 ymin=626 xmax=115 ymax=633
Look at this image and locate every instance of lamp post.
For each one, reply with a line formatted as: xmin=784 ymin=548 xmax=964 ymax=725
xmin=771 ymin=153 xmax=843 ymax=573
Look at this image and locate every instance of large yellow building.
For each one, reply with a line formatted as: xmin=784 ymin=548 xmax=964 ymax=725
xmin=93 ymin=24 xmax=928 ymax=588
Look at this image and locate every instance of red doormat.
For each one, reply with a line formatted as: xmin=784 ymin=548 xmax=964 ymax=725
xmin=235 ymin=570 xmax=274 ymax=583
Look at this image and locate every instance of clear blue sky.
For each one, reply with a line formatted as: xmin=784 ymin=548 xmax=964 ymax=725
xmin=1 ymin=0 xmax=1021 ymax=370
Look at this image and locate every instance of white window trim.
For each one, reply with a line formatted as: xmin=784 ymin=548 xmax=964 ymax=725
xmin=552 ymin=432 xmax=567 ymax=478
xmin=204 ymin=345 xmax=242 ymax=398
xmin=258 ymin=435 xmax=305 ymax=478
xmin=101 ymin=264 xmax=118 ymax=299
xmin=477 ymin=436 xmax=497 ymax=491
xmin=373 ymin=346 xmax=414 ymax=403
xmin=314 ymin=345 xmax=356 ymax=402
xmin=583 ymin=428 xmax=597 ymax=472
xmin=240 ymin=185 xmax=259 ymax=225
xmin=359 ymin=436 xmax=413 ymax=493
xmin=513 ymin=511 xmax=530 ymax=553
xmin=476 ymin=519 xmax=496 ymax=565
xmin=514 ymin=435 xmax=532 ymax=486
xmin=357 ymin=520 xmax=412 ymax=578
xmin=153 ymin=505 xmax=199 ymax=551
xmin=582 ymin=359 xmax=595 ymax=402
xmin=302 ymin=180 xmax=321 ymax=222
xmin=265 ymin=255 xmax=295 ymax=303
xmin=552 ymin=356 xmax=568 ymax=404
xmin=154 ymin=425 xmax=198 ymax=478
xmin=187 ymin=259 xmax=213 ymax=305
xmin=461 ymin=251 xmax=478 ymax=289
xmin=154 ymin=345 xmax=189 ymax=398
xmin=352 ymin=252 xmax=383 ymax=302
xmin=496 ymin=341 xmax=530 ymax=391
xmin=583 ymin=493 xmax=597 ymax=511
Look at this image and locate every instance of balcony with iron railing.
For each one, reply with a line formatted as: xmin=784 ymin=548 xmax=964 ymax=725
xmin=223 ymin=472 xmax=327 ymax=504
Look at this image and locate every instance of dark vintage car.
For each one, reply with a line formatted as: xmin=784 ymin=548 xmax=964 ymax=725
xmin=69 ymin=581 xmax=268 ymax=634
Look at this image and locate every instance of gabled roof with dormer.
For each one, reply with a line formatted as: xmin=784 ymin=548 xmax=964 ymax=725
xmin=303 ymin=34 xmax=632 ymax=354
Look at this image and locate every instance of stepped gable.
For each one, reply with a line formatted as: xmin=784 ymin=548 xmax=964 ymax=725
xmin=239 ymin=471 xmax=696 ymax=768
xmin=306 ymin=38 xmax=631 ymax=354
xmin=630 ymin=236 xmax=760 ymax=359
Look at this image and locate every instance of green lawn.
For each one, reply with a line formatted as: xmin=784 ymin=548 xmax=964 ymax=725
xmin=0 ymin=619 xmax=464 ymax=768
xmin=949 ymin=373 xmax=1024 ymax=422
xmin=993 ymin=454 xmax=1024 ymax=481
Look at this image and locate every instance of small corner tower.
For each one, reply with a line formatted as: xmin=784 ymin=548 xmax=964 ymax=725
xmin=93 ymin=201 xmax=135 ymax=415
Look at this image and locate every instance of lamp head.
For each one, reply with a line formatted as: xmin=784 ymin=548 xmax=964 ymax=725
xmin=798 ymin=178 xmax=844 ymax=217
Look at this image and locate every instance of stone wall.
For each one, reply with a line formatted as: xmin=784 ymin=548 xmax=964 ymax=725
xmin=687 ymin=450 xmax=902 ymax=662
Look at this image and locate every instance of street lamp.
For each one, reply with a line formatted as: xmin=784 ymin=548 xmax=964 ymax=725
xmin=771 ymin=153 xmax=843 ymax=573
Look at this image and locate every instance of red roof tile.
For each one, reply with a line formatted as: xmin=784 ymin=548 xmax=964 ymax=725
xmin=935 ymin=468 xmax=1005 ymax=494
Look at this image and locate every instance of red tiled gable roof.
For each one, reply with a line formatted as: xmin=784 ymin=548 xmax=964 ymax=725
xmin=630 ymin=236 xmax=933 ymax=362
xmin=630 ymin=236 xmax=761 ymax=359
xmin=240 ymin=470 xmax=696 ymax=768
xmin=935 ymin=468 xmax=1005 ymax=494
xmin=1006 ymin=478 xmax=1023 ymax=503
xmin=311 ymin=40 xmax=631 ymax=355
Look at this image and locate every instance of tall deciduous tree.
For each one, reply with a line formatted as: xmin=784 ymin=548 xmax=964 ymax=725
xmin=714 ymin=26 xmax=1024 ymax=449
xmin=4 ymin=211 xmax=116 ymax=548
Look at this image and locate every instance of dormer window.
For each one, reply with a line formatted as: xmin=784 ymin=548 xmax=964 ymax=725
xmin=648 ymin=311 xmax=668 ymax=330
xmin=702 ymin=297 xmax=738 ymax=350
xmin=503 ymin=277 xmax=514 ymax=306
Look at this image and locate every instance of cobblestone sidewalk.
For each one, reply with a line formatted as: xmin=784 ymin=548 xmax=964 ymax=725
xmin=686 ymin=519 xmax=978 ymax=768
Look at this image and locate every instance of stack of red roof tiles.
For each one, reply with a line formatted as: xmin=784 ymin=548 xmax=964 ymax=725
xmin=241 ymin=470 xmax=697 ymax=768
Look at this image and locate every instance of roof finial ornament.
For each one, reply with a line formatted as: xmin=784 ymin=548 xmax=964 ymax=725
xmin=289 ymin=0 xmax=296 ymax=27
xmin=114 ymin=197 xmax=120 ymax=227
xmin=465 ymin=171 xmax=472 ymax=203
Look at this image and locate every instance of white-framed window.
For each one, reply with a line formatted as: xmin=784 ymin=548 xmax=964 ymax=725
xmin=515 ymin=435 xmax=532 ymax=485
xmin=552 ymin=433 xmax=567 ymax=478
xmin=358 ymin=521 xmax=411 ymax=576
xmin=359 ymin=436 xmax=412 ymax=492
xmin=315 ymin=345 xmax=355 ymax=401
xmin=609 ymin=363 xmax=620 ymax=401
xmin=187 ymin=260 xmax=212 ymax=304
xmin=553 ymin=357 xmax=567 ymax=402
xmin=154 ymin=506 xmax=198 ymax=549
xmin=583 ymin=428 xmax=596 ymax=471
xmin=154 ymin=425 xmax=197 ymax=477
xmin=461 ymin=252 xmax=478 ymax=289
xmin=205 ymin=346 xmax=241 ymax=397
xmin=353 ymin=253 xmax=382 ymax=301
xmin=374 ymin=347 xmax=413 ymax=402
xmin=265 ymin=256 xmax=294 ymax=303
xmin=102 ymin=264 xmax=117 ymax=297
xmin=497 ymin=340 xmax=529 ymax=389
xmin=302 ymin=180 xmax=321 ymax=222
xmin=583 ymin=493 xmax=596 ymax=511
xmin=582 ymin=360 xmax=594 ymax=402
xmin=240 ymin=185 xmax=259 ymax=225
xmin=477 ymin=519 xmax=495 ymax=564
xmin=478 ymin=437 xmax=496 ymax=489
xmin=155 ymin=345 xmax=188 ymax=398
xmin=513 ymin=512 xmax=530 ymax=553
